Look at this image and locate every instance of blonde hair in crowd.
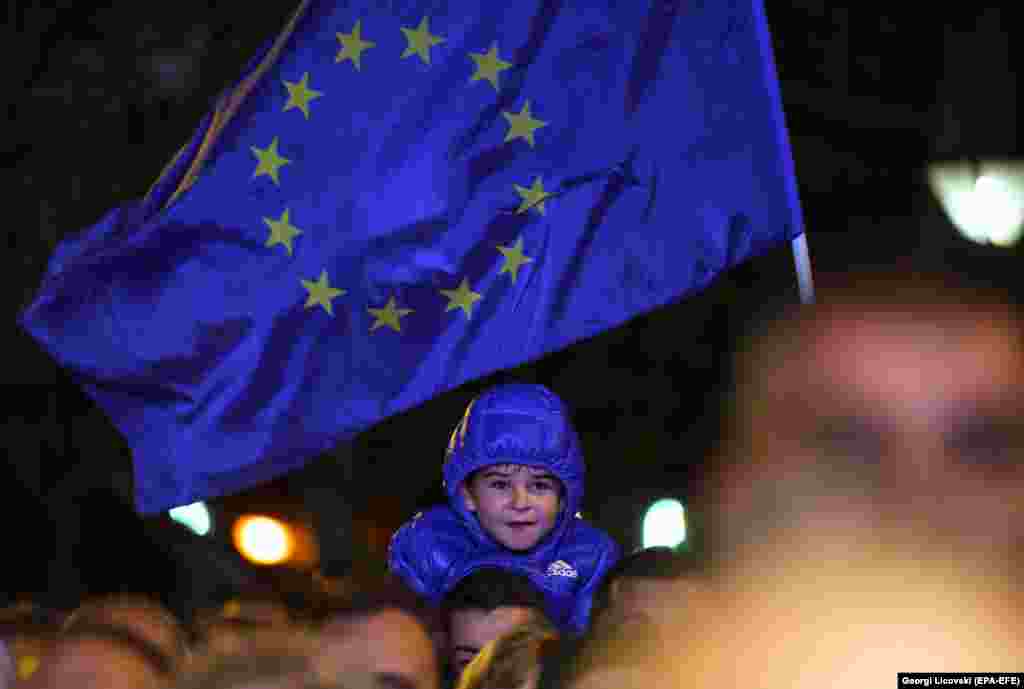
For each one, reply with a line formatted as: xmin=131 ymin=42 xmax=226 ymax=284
xmin=455 ymin=618 xmax=558 ymax=689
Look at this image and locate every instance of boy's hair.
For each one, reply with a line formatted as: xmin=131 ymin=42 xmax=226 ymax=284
xmin=591 ymin=547 xmax=702 ymax=620
xmin=443 ymin=568 xmax=549 ymax=619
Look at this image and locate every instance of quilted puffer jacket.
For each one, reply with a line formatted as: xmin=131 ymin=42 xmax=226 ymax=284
xmin=388 ymin=383 xmax=620 ymax=635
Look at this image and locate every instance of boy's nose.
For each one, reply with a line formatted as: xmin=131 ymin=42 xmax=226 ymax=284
xmin=510 ymin=487 xmax=530 ymax=509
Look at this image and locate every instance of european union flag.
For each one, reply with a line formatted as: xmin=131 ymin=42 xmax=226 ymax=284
xmin=20 ymin=0 xmax=805 ymax=514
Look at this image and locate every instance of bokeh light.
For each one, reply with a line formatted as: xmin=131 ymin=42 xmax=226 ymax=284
xmin=642 ymin=498 xmax=687 ymax=549
xmin=928 ymin=161 xmax=1024 ymax=247
xmin=232 ymin=515 xmax=294 ymax=565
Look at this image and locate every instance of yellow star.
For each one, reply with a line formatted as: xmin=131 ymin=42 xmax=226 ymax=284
xmin=400 ymin=16 xmax=445 ymax=65
xmin=251 ymin=137 xmax=291 ymax=185
xmin=368 ymin=295 xmax=414 ymax=333
xmin=263 ymin=208 xmax=303 ymax=256
xmin=514 ymin=176 xmax=554 ymax=215
xmin=282 ymin=72 xmax=322 ymax=119
xmin=301 ymin=270 xmax=345 ymax=316
xmin=502 ymin=100 xmax=547 ymax=147
xmin=336 ymin=20 xmax=376 ymax=70
xmin=468 ymin=42 xmax=512 ymax=91
xmin=496 ymin=237 xmax=534 ymax=283
xmin=440 ymin=278 xmax=482 ymax=319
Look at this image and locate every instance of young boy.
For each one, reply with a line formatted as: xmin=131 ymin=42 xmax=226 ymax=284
xmin=388 ymin=383 xmax=620 ymax=636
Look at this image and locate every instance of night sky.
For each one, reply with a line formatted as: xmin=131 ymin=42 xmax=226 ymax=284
xmin=4 ymin=1 xmax=1019 ymax=609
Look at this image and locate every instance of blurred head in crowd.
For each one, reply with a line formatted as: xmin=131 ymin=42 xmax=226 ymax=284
xmin=562 ymin=267 xmax=1024 ymax=689
xmin=443 ymin=568 xmax=550 ymax=678
xmin=0 ymin=603 xmax=61 ymax=684
xmin=21 ymin=622 xmax=173 ymax=689
xmin=707 ymin=270 xmax=1024 ymax=567
xmin=314 ymin=577 xmax=440 ymax=689
xmin=64 ymin=594 xmax=189 ymax=673
xmin=575 ymin=540 xmax=1024 ymax=689
xmin=454 ymin=618 xmax=557 ymax=689
xmin=531 ymin=636 xmax=584 ymax=689
xmin=563 ymin=615 xmax=663 ymax=689
xmin=590 ymin=547 xmax=703 ymax=635
xmin=174 ymin=649 xmax=368 ymax=689
xmin=192 ymin=597 xmax=298 ymax=662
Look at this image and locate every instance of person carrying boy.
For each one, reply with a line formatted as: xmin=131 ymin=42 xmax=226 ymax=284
xmin=388 ymin=383 xmax=620 ymax=636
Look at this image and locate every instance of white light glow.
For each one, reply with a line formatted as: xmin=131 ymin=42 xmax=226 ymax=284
xmin=642 ymin=498 xmax=687 ymax=549
xmin=168 ymin=501 xmax=212 ymax=536
xmin=928 ymin=161 xmax=1024 ymax=247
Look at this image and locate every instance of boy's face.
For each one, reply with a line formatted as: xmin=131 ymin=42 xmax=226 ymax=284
xmin=461 ymin=464 xmax=561 ymax=551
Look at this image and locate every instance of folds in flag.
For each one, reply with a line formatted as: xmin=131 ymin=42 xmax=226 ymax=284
xmin=20 ymin=0 xmax=805 ymax=514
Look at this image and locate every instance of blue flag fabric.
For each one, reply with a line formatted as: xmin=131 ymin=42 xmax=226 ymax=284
xmin=20 ymin=0 xmax=804 ymax=514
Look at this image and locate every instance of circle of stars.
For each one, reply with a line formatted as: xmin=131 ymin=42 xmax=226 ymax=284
xmin=247 ymin=14 xmax=548 ymax=327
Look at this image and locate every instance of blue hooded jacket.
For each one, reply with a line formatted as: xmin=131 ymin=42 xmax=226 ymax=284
xmin=387 ymin=383 xmax=620 ymax=636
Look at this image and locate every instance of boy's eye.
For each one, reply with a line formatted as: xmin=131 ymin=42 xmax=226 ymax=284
xmin=532 ymin=481 xmax=554 ymax=492
xmin=488 ymin=480 xmax=510 ymax=490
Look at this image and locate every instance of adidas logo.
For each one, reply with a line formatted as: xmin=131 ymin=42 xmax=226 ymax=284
xmin=546 ymin=560 xmax=578 ymax=578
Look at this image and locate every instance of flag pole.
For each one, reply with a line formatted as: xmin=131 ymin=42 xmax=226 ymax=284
xmin=791 ymin=234 xmax=815 ymax=304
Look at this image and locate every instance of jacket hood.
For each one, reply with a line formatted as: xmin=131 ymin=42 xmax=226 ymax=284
xmin=443 ymin=384 xmax=584 ymax=553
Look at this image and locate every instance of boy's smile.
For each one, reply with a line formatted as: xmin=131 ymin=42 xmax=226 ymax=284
xmin=461 ymin=464 xmax=561 ymax=551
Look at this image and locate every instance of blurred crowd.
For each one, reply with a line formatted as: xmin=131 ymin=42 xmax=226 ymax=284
xmin=3 ymin=267 xmax=1023 ymax=688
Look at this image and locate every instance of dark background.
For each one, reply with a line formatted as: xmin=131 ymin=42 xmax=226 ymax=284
xmin=3 ymin=2 xmax=1020 ymax=614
